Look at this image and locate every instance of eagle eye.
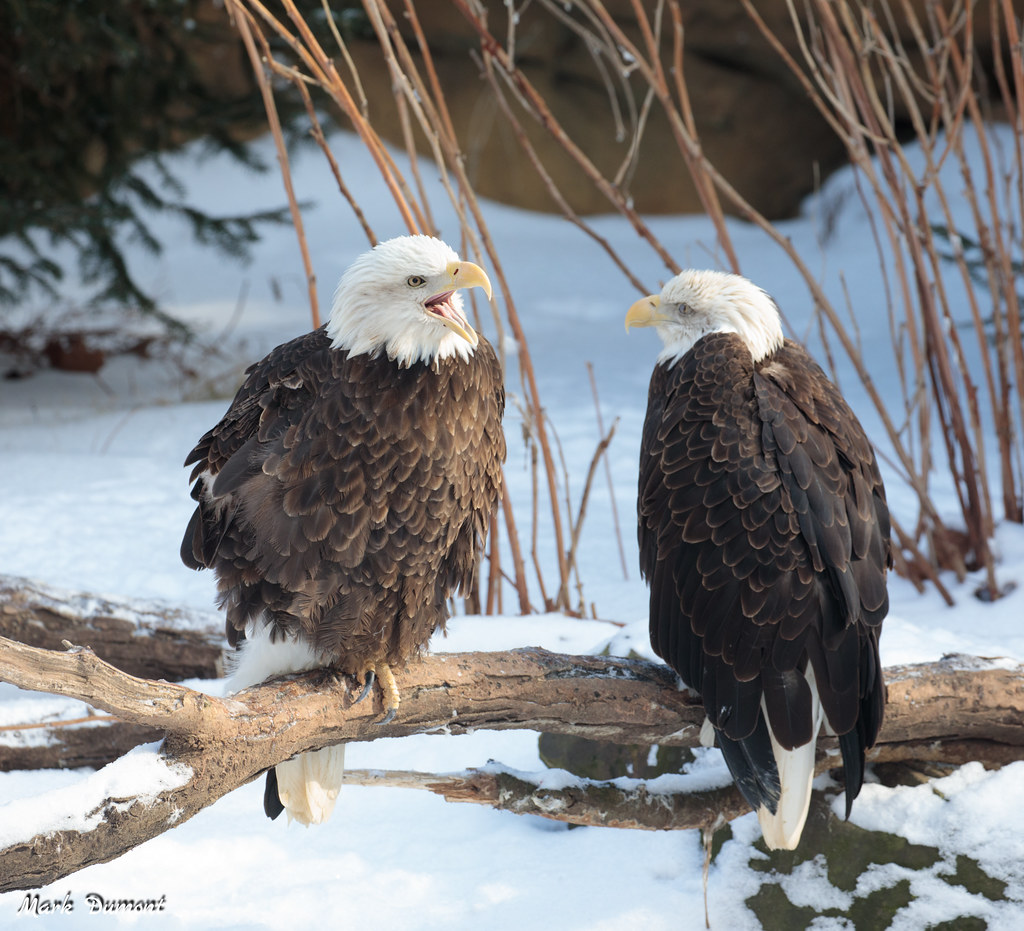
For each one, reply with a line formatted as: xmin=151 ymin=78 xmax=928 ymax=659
xmin=406 ymin=275 xmax=427 ymax=288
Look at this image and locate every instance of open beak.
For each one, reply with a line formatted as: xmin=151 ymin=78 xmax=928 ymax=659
xmin=625 ymin=294 xmax=670 ymax=332
xmin=424 ymin=261 xmax=493 ymax=348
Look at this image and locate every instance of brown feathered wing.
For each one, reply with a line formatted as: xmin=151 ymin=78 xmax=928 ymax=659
xmin=638 ymin=332 xmax=889 ymax=847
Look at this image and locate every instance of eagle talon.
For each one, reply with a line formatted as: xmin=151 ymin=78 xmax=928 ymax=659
xmin=354 ymin=670 xmax=376 ymax=705
xmin=376 ymin=706 xmax=398 ymax=726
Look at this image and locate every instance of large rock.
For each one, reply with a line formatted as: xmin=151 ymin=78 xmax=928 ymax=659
xmin=335 ymin=0 xmax=1009 ymax=218
xmin=348 ymin=0 xmax=845 ymax=218
xmin=180 ymin=0 xmax=1015 ymax=219
xmin=343 ymin=27 xmax=845 ymax=219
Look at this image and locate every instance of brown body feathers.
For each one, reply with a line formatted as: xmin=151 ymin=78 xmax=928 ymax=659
xmin=638 ymin=332 xmax=890 ymax=843
xmin=181 ymin=325 xmax=506 ymax=676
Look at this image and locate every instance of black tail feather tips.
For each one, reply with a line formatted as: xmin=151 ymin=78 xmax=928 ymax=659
xmin=715 ymin=716 xmax=782 ymax=816
xmin=838 ymin=727 xmax=867 ymax=820
xmin=264 ymin=767 xmax=285 ymax=820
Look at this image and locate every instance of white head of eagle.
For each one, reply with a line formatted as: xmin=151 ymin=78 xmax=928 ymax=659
xmin=625 ymin=268 xmax=784 ymax=365
xmin=326 ymin=234 xmax=492 ymax=368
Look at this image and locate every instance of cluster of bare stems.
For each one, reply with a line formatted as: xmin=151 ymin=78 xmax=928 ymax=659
xmin=226 ymin=0 xmax=1022 ymax=607
xmin=466 ymin=0 xmax=1024 ymax=603
xmin=743 ymin=0 xmax=1024 ymax=602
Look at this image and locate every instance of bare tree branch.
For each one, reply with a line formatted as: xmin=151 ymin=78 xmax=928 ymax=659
xmin=0 ymin=718 xmax=161 ymax=772
xmin=340 ymin=767 xmax=751 ymax=832
xmin=0 ymin=637 xmax=696 ymax=744
xmin=2 ymin=631 xmax=1024 ymax=893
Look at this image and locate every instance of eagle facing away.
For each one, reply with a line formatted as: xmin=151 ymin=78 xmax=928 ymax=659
xmin=626 ymin=269 xmax=890 ymax=850
xmin=181 ymin=235 xmax=506 ymax=825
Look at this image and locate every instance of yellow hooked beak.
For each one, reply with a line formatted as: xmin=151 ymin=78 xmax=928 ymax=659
xmin=448 ymin=260 xmax=492 ymax=301
xmin=624 ymin=294 xmax=671 ymax=332
xmin=424 ymin=260 xmax=493 ymax=348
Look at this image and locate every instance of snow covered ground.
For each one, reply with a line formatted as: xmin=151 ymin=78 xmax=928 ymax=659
xmin=2 ymin=127 xmax=1024 ymax=928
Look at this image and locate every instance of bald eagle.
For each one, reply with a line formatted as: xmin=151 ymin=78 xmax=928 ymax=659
xmin=625 ymin=269 xmax=889 ymax=850
xmin=181 ymin=235 xmax=505 ymax=825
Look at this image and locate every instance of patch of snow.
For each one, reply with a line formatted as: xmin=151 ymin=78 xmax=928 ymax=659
xmin=0 ymin=743 xmax=192 ymax=848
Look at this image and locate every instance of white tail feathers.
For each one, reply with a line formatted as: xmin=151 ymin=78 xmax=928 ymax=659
xmin=756 ymin=734 xmax=818 ymax=850
xmin=757 ymin=666 xmax=826 ymax=850
xmin=275 ymin=745 xmax=347 ymax=826
xmin=699 ymin=716 xmax=717 ymax=748
xmin=228 ymin=624 xmax=345 ymax=826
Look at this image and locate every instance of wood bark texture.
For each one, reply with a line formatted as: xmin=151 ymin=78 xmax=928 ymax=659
xmin=2 ymin=628 xmax=1024 ymax=892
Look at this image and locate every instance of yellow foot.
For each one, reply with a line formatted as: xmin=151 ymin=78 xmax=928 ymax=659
xmin=375 ymin=662 xmax=400 ymax=725
xmin=352 ymin=662 xmax=400 ymax=724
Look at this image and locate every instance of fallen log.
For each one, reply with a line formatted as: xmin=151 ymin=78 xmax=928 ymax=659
xmin=1 ymin=632 xmax=1023 ymax=892
xmin=0 ymin=574 xmax=224 ymax=681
